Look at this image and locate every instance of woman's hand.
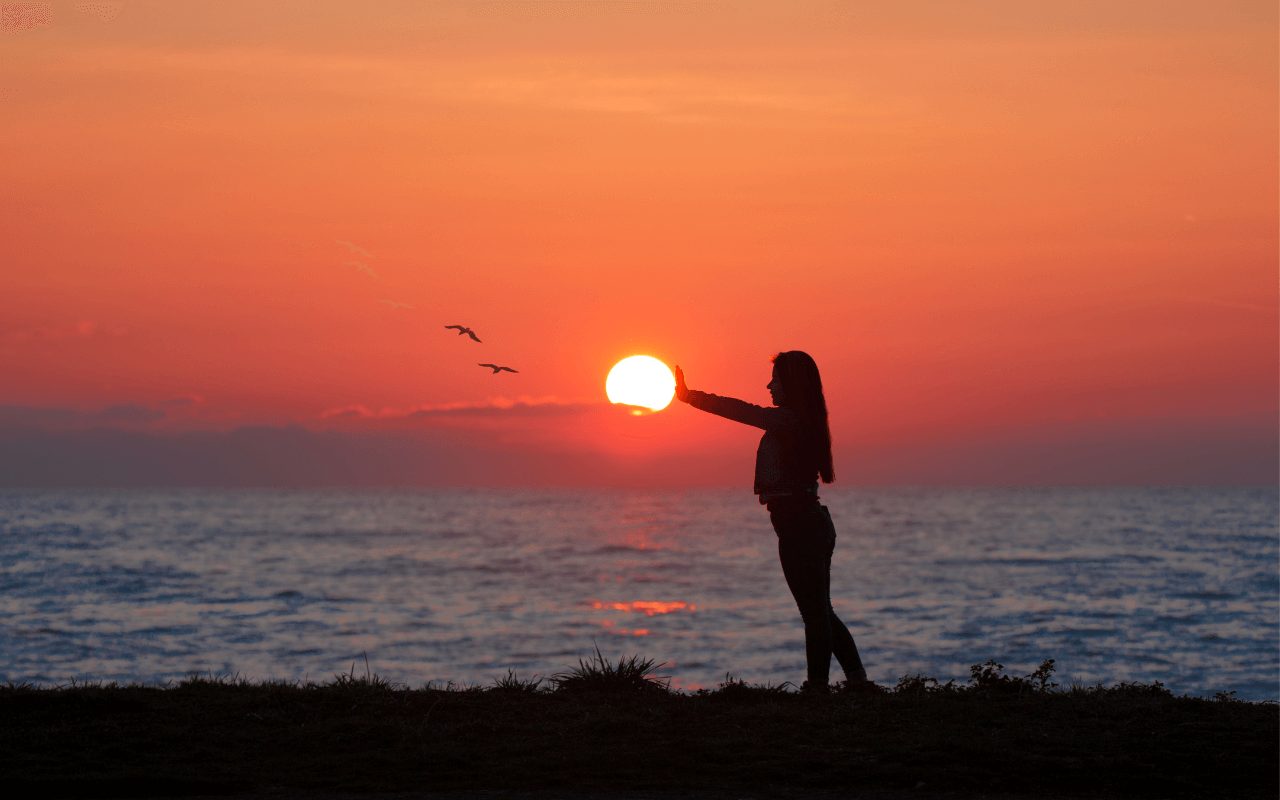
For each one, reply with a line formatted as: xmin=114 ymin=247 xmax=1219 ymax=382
xmin=674 ymin=364 xmax=689 ymax=402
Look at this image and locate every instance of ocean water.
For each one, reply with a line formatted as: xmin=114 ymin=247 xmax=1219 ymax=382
xmin=1 ymin=487 xmax=1276 ymax=699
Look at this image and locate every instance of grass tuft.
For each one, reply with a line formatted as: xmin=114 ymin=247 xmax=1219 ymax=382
xmin=489 ymin=670 xmax=545 ymax=694
xmin=700 ymin=673 xmax=793 ymax=699
xmin=550 ymin=645 xmax=670 ymax=694
xmin=329 ymin=654 xmax=401 ymax=693
xmin=1071 ymin=679 xmax=1174 ymax=698
xmin=174 ymin=671 xmax=252 ymax=689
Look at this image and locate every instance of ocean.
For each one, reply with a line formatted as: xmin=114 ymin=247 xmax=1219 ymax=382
xmin=1 ymin=487 xmax=1276 ymax=699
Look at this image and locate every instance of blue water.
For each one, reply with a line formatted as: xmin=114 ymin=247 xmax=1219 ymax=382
xmin=1 ymin=488 xmax=1276 ymax=699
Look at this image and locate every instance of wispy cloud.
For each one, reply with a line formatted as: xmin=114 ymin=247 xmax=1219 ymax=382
xmin=0 ymin=403 xmax=164 ymax=431
xmin=1175 ymin=295 xmax=1277 ymax=314
xmin=0 ymin=396 xmax=599 ymax=435
xmin=0 ymin=395 xmax=214 ymax=433
xmin=378 ymin=299 xmax=414 ymax=310
xmin=346 ymin=260 xmax=379 ymax=279
xmin=335 ymin=239 xmax=373 ymax=258
xmin=318 ymin=396 xmax=600 ymax=425
xmin=73 ymin=1 xmax=127 ymax=23
xmin=39 ymin=42 xmax=892 ymax=129
xmin=466 ymin=71 xmax=886 ymax=126
xmin=160 ymin=394 xmax=205 ymax=409
xmin=0 ymin=320 xmax=128 ymax=346
xmin=406 ymin=397 xmax=598 ymax=418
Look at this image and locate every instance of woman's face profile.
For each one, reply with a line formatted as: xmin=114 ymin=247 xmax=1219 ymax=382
xmin=767 ymin=366 xmax=786 ymax=407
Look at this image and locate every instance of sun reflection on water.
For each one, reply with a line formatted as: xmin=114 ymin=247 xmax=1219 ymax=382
xmin=591 ymin=600 xmax=695 ymax=637
xmin=592 ymin=600 xmax=696 ymax=616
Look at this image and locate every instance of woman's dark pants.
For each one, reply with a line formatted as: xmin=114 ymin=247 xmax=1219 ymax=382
xmin=769 ymin=501 xmax=866 ymax=687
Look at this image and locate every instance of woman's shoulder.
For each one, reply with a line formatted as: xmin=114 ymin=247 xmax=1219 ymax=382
xmin=762 ymin=406 xmax=802 ymax=431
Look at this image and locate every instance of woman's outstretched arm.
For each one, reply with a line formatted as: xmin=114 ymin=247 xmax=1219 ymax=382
xmin=675 ymin=365 xmax=780 ymax=430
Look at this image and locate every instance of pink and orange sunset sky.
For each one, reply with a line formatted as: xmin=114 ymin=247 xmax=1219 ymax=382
xmin=2 ymin=0 xmax=1276 ymax=487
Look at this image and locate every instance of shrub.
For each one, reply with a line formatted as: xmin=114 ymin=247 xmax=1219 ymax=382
xmin=967 ymin=659 xmax=1058 ymax=695
xmin=894 ymin=673 xmax=956 ymax=695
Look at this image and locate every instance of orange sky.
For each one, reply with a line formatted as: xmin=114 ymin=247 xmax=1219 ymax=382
xmin=1 ymin=1 xmax=1276 ymax=486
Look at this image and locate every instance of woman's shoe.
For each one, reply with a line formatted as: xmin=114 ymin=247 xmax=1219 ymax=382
xmin=838 ymin=676 xmax=884 ymax=695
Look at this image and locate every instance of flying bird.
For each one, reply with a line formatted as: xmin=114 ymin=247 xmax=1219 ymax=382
xmin=445 ymin=325 xmax=482 ymax=342
xmin=479 ymin=363 xmax=518 ymax=374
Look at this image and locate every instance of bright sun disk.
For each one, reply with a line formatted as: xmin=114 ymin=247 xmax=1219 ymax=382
xmin=606 ymin=355 xmax=675 ymax=412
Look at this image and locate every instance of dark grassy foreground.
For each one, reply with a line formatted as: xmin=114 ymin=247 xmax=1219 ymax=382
xmin=2 ymin=655 xmax=1275 ymax=799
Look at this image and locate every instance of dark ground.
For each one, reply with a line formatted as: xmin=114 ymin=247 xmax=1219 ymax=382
xmin=2 ymin=669 xmax=1275 ymax=799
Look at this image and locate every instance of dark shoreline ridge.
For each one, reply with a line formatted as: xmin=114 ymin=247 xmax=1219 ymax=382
xmin=2 ymin=655 xmax=1275 ymax=799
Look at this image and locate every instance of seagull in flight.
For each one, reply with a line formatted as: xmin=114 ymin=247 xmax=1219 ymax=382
xmin=479 ymin=363 xmax=518 ymax=374
xmin=445 ymin=325 xmax=482 ymax=342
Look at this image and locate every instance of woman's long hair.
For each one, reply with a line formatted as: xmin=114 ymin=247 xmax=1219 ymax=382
xmin=771 ymin=351 xmax=834 ymax=483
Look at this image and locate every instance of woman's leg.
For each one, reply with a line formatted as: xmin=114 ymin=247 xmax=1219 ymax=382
xmin=775 ymin=507 xmax=837 ymax=687
xmin=818 ymin=507 xmax=867 ymax=682
xmin=828 ymin=608 xmax=866 ymax=681
xmin=777 ymin=536 xmax=833 ymax=687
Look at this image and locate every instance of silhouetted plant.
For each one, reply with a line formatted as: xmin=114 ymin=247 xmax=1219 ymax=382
xmin=967 ymin=659 xmax=1058 ymax=695
xmin=894 ymin=673 xmax=956 ymax=695
xmin=833 ymin=678 xmax=888 ymax=695
xmin=422 ymin=679 xmax=476 ymax=692
xmin=1102 ymin=680 xmax=1172 ymax=697
xmin=489 ymin=670 xmax=544 ymax=694
xmin=969 ymin=659 xmax=1014 ymax=691
xmin=1025 ymin=659 xmax=1058 ymax=692
xmin=330 ymin=653 xmax=399 ymax=692
xmin=551 ymin=645 xmax=670 ymax=694
xmin=330 ymin=671 xmax=395 ymax=691
xmin=704 ymin=673 xmax=791 ymax=698
xmin=712 ymin=673 xmax=750 ymax=695
xmin=175 ymin=671 xmax=249 ymax=688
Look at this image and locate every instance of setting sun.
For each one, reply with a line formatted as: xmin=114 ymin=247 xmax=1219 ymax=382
xmin=605 ymin=356 xmax=676 ymax=412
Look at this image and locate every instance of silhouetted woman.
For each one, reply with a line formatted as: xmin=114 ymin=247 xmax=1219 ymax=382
xmin=675 ymin=351 xmax=868 ymax=691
